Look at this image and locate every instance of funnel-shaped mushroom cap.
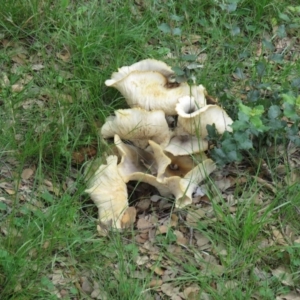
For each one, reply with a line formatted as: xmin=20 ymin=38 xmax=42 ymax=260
xmin=105 ymin=60 xmax=207 ymax=115
xmin=162 ymin=159 xmax=216 ymax=208
xmin=114 ymin=135 xmax=172 ymax=197
xmin=85 ymin=155 xmax=128 ymax=229
xmin=101 ymin=108 xmax=171 ymax=149
xmin=105 ymin=59 xmax=174 ymax=85
xmin=164 ymin=134 xmax=208 ymax=156
xmin=176 ymin=96 xmax=233 ymax=137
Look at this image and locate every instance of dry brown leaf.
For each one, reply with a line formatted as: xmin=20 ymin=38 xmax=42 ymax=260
xmin=156 ymin=224 xmax=168 ymax=235
xmin=182 ymin=284 xmax=200 ymax=300
xmin=148 ymin=279 xmax=163 ymax=288
xmin=31 ymin=64 xmax=44 ymax=71
xmin=136 ymin=255 xmax=149 ymax=266
xmin=56 ymin=49 xmax=71 ymax=62
xmin=170 ymin=214 xmax=178 ymax=227
xmin=182 ymin=34 xmax=201 ymax=44
xmin=136 ymin=198 xmax=150 ymax=212
xmin=0 ymin=73 xmax=10 ymax=87
xmin=174 ymin=230 xmax=188 ymax=245
xmin=81 ymin=276 xmax=93 ymax=293
xmin=11 ymin=83 xmax=24 ymax=93
xmin=150 ymin=194 xmax=161 ymax=202
xmin=120 ymin=207 xmax=136 ymax=229
xmin=194 ymin=232 xmax=210 ymax=250
xmin=72 ymin=145 xmax=97 ymax=164
xmin=135 ymin=234 xmax=147 ymax=243
xmin=214 ymin=177 xmax=234 ymax=191
xmin=276 ymin=292 xmax=300 ymax=300
xmin=161 ymin=283 xmax=180 ymax=297
xmin=272 ymin=266 xmax=294 ymax=286
xmin=137 ymin=217 xmax=152 ymax=232
xmin=186 ymin=208 xmax=206 ymax=227
xmin=152 ymin=266 xmax=164 ymax=276
xmin=21 ymin=168 xmax=34 ymax=180
xmin=11 ymin=54 xmax=26 ymax=65
xmin=294 ymin=237 xmax=300 ymax=244
xmin=271 ymin=226 xmax=287 ymax=245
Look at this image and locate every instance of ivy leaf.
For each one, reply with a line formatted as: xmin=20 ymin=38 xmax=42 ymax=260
xmin=276 ymin=25 xmax=287 ymax=38
xmin=262 ymin=39 xmax=274 ymax=51
xmin=219 ymin=3 xmax=237 ymax=12
xmin=239 ymin=103 xmax=252 ymax=115
xmin=252 ymin=105 xmax=264 ymax=116
xmin=256 ymin=61 xmax=266 ymax=78
xmin=268 ymin=105 xmax=281 ymax=119
xmin=172 ymin=66 xmax=185 ymax=76
xmin=230 ymin=25 xmax=240 ymax=36
xmin=247 ymin=89 xmax=260 ymax=102
xmin=283 ymin=103 xmax=300 ymax=121
xmin=250 ymin=116 xmax=268 ymax=132
xmin=227 ymin=150 xmax=240 ymax=161
xmin=172 ymin=27 xmax=182 ymax=35
xmin=206 ymin=124 xmax=220 ymax=140
xmin=282 ymin=94 xmax=295 ymax=105
xmin=210 ymin=148 xmax=228 ymax=166
xmin=233 ymin=131 xmax=253 ymax=150
xmin=158 ymin=23 xmax=171 ymax=34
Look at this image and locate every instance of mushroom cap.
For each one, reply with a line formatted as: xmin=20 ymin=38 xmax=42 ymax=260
xmin=85 ymin=155 xmax=128 ymax=229
xmin=163 ymin=152 xmax=208 ymax=178
xmin=161 ymin=159 xmax=216 ymax=208
xmin=176 ymin=96 xmax=233 ymax=137
xmin=114 ymin=135 xmax=172 ymax=197
xmin=105 ymin=60 xmax=207 ymax=115
xmin=105 ymin=59 xmax=175 ymax=86
xmin=101 ymin=108 xmax=171 ymax=149
xmin=164 ymin=134 xmax=208 ymax=156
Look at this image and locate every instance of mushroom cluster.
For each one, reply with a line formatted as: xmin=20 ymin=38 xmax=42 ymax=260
xmin=85 ymin=59 xmax=233 ymax=231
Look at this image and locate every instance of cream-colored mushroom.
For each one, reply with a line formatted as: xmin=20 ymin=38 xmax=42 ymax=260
xmin=85 ymin=155 xmax=128 ymax=229
xmin=164 ymin=134 xmax=208 ymax=156
xmin=176 ymin=96 xmax=233 ymax=137
xmin=161 ymin=159 xmax=216 ymax=208
xmin=105 ymin=59 xmax=207 ymax=115
xmin=147 ymin=140 xmax=215 ymax=208
xmin=114 ymin=135 xmax=172 ymax=197
xmin=105 ymin=59 xmax=175 ymax=84
xmin=101 ymin=108 xmax=171 ymax=149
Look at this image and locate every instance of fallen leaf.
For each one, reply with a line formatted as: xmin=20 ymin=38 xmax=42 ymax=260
xmin=272 ymin=266 xmax=294 ymax=286
xmin=21 ymin=168 xmax=34 ymax=180
xmin=81 ymin=276 xmax=93 ymax=293
xmin=182 ymin=284 xmax=200 ymax=300
xmin=194 ymin=232 xmax=210 ymax=250
xmin=31 ymin=64 xmax=44 ymax=71
xmin=136 ymin=255 xmax=149 ymax=266
xmin=150 ymin=194 xmax=161 ymax=202
xmin=271 ymin=226 xmax=287 ymax=245
xmin=137 ymin=217 xmax=152 ymax=233
xmin=186 ymin=208 xmax=206 ymax=227
xmin=56 ymin=49 xmax=71 ymax=62
xmin=148 ymin=279 xmax=163 ymax=288
xmin=11 ymin=83 xmax=24 ymax=93
xmin=174 ymin=230 xmax=188 ymax=245
xmin=161 ymin=283 xmax=180 ymax=297
xmin=276 ymin=292 xmax=300 ymax=300
xmin=170 ymin=214 xmax=178 ymax=227
xmin=136 ymin=198 xmax=150 ymax=212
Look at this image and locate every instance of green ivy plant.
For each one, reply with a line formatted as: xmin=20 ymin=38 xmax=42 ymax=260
xmin=207 ymin=93 xmax=300 ymax=166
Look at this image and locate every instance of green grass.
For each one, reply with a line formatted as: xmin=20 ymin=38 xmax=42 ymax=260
xmin=1 ymin=0 xmax=300 ymax=299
